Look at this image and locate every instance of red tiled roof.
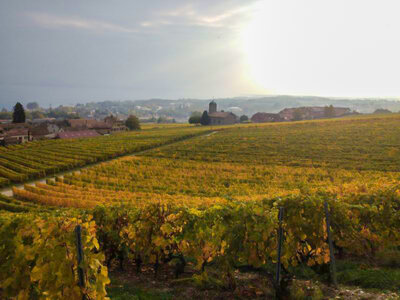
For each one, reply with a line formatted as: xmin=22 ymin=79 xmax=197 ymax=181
xmin=251 ymin=112 xmax=282 ymax=123
xmin=0 ymin=123 xmax=30 ymax=130
xmin=6 ymin=128 xmax=29 ymax=136
xmin=333 ymin=107 xmax=352 ymax=114
xmin=68 ymin=119 xmax=111 ymax=129
xmin=57 ymin=130 xmax=100 ymax=139
xmin=30 ymin=124 xmax=50 ymax=136
xmin=67 ymin=119 xmax=88 ymax=128
xmin=278 ymin=106 xmax=351 ymax=120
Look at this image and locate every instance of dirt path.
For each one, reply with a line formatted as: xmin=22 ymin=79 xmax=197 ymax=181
xmin=204 ymin=131 xmax=218 ymax=137
xmin=0 ymin=131 xmax=218 ymax=197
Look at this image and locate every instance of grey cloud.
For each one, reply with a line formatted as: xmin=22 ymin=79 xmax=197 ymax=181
xmin=0 ymin=0 xmax=260 ymax=107
xmin=26 ymin=12 xmax=138 ymax=33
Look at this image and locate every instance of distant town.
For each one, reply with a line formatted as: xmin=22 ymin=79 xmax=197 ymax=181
xmin=0 ymin=97 xmax=395 ymax=146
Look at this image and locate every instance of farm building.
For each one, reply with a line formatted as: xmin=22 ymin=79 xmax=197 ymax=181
xmin=104 ymin=115 xmax=128 ymax=132
xmin=278 ymin=106 xmax=351 ymax=121
xmin=251 ymin=112 xmax=283 ymax=123
xmin=67 ymin=119 xmax=112 ymax=135
xmin=30 ymin=122 xmax=64 ymax=140
xmin=4 ymin=128 xmax=30 ymax=144
xmin=0 ymin=123 xmax=32 ymax=145
xmin=208 ymin=101 xmax=237 ymax=125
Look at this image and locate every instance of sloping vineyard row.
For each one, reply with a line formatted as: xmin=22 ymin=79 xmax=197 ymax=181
xmin=10 ymin=155 xmax=400 ymax=209
xmin=0 ymin=127 xmax=210 ymax=187
xmin=144 ymin=115 xmax=400 ymax=172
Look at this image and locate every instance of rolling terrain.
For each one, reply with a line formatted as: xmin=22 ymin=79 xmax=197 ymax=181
xmin=1 ymin=115 xmax=400 ymax=299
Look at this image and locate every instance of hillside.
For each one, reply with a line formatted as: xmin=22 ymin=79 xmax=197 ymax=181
xmin=4 ymin=96 xmax=400 ymax=123
xmin=81 ymin=96 xmax=400 ymax=121
xmin=1 ymin=114 xmax=400 ymax=299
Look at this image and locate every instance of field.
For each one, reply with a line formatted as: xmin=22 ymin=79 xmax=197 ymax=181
xmin=0 ymin=126 xmax=210 ymax=187
xmin=1 ymin=115 xmax=400 ymax=299
xmin=145 ymin=115 xmax=400 ymax=171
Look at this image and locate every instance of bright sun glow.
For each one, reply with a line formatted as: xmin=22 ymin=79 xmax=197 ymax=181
xmin=240 ymin=0 xmax=400 ymax=97
xmin=240 ymin=2 xmax=273 ymax=93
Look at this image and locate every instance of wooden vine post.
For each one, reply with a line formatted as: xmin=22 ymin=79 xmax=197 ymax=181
xmin=324 ymin=200 xmax=337 ymax=287
xmin=75 ymin=225 xmax=86 ymax=290
xmin=276 ymin=207 xmax=284 ymax=288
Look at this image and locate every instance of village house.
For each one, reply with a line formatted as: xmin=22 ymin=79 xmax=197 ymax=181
xmin=251 ymin=112 xmax=283 ymax=123
xmin=251 ymin=106 xmax=352 ymax=123
xmin=4 ymin=128 xmax=31 ymax=144
xmin=66 ymin=119 xmax=112 ymax=135
xmin=30 ymin=122 xmax=64 ymax=140
xmin=208 ymin=101 xmax=237 ymax=125
xmin=104 ymin=115 xmax=128 ymax=132
xmin=0 ymin=123 xmax=28 ymax=131
xmin=0 ymin=123 xmax=32 ymax=145
xmin=278 ymin=106 xmax=351 ymax=121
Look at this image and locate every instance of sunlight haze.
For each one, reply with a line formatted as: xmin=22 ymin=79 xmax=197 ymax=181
xmin=240 ymin=0 xmax=400 ymax=97
xmin=0 ymin=0 xmax=399 ymax=106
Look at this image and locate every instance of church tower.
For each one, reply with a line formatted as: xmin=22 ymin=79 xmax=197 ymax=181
xmin=209 ymin=100 xmax=217 ymax=114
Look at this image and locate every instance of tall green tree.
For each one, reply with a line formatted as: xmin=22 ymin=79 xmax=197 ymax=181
xmin=31 ymin=110 xmax=45 ymax=119
xmin=240 ymin=115 xmax=249 ymax=122
xmin=26 ymin=102 xmax=39 ymax=110
xmin=12 ymin=102 xmax=26 ymax=123
xmin=188 ymin=115 xmax=201 ymax=124
xmin=324 ymin=105 xmax=335 ymax=118
xmin=200 ymin=111 xmax=210 ymax=125
xmin=373 ymin=108 xmax=391 ymax=114
xmin=125 ymin=115 xmax=141 ymax=130
xmin=188 ymin=111 xmax=202 ymax=124
xmin=293 ymin=108 xmax=303 ymax=121
xmin=190 ymin=111 xmax=202 ymax=118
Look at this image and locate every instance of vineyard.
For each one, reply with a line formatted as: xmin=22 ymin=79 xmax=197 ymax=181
xmin=0 ymin=126 xmax=210 ymax=187
xmin=144 ymin=114 xmax=400 ymax=171
xmin=8 ymin=156 xmax=400 ymax=209
xmin=1 ymin=114 xmax=400 ymax=299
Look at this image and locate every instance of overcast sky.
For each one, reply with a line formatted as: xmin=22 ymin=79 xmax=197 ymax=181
xmin=1 ymin=0 xmax=400 ymax=107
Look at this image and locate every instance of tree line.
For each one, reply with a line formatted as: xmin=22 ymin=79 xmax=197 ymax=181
xmin=6 ymin=102 xmax=141 ymax=130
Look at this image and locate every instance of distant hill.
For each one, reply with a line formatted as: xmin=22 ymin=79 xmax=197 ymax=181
xmin=3 ymin=95 xmax=400 ymax=122
xmin=80 ymin=96 xmax=400 ymax=121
